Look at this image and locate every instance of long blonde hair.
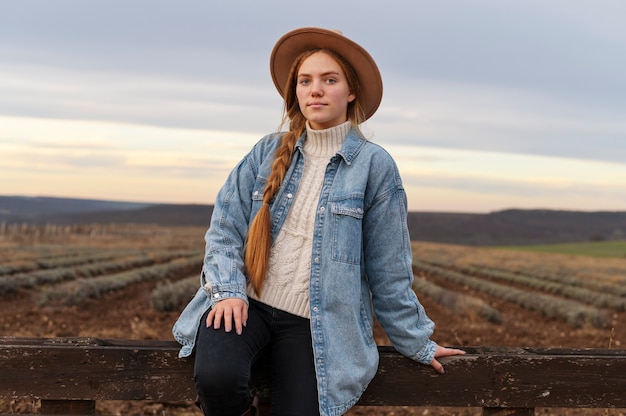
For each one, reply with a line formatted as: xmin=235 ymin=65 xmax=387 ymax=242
xmin=245 ymin=49 xmax=367 ymax=295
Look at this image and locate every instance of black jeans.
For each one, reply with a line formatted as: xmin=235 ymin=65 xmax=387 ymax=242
xmin=194 ymin=299 xmax=320 ymax=416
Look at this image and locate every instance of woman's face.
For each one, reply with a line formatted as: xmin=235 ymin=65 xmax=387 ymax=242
xmin=295 ymin=51 xmax=356 ymax=130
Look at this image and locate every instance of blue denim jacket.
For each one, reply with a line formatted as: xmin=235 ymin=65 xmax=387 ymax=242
xmin=172 ymin=129 xmax=437 ymax=416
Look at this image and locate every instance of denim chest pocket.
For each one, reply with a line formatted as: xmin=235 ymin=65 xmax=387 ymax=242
xmin=329 ymin=197 xmax=364 ymax=264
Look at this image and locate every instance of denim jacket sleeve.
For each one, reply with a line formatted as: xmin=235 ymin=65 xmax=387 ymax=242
xmin=201 ymin=133 xmax=288 ymax=302
xmin=172 ymin=133 xmax=280 ymax=357
xmin=199 ymin=154 xmax=256 ymax=303
xmin=362 ymin=148 xmax=437 ymax=365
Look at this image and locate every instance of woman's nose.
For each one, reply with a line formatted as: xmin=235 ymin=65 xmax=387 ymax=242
xmin=311 ymin=79 xmax=323 ymax=96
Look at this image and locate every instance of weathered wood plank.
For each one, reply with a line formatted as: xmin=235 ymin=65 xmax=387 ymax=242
xmin=0 ymin=337 xmax=194 ymax=402
xmin=357 ymin=346 xmax=626 ymax=408
xmin=39 ymin=400 xmax=95 ymax=415
xmin=483 ymin=409 xmax=534 ymax=416
xmin=1 ymin=338 xmax=626 ymax=409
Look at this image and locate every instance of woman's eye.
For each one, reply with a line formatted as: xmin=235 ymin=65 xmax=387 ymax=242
xmin=326 ymin=78 xmax=337 ymax=84
xmin=298 ymin=78 xmax=310 ymax=86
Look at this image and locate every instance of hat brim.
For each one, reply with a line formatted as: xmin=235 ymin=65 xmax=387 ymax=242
xmin=270 ymin=27 xmax=383 ymax=121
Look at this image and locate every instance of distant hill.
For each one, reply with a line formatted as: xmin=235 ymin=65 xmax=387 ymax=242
xmin=406 ymin=209 xmax=626 ymax=245
xmin=1 ymin=196 xmax=625 ymax=245
xmin=52 ymin=203 xmax=215 ymax=227
xmin=0 ymin=196 xmax=152 ymax=222
xmin=0 ymin=196 xmax=210 ymax=227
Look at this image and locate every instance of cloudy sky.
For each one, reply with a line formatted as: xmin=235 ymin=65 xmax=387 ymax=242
xmin=1 ymin=0 xmax=625 ymax=213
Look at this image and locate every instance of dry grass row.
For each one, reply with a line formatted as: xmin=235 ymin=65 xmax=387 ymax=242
xmin=413 ymin=260 xmax=607 ymax=328
xmin=151 ymin=275 xmax=199 ymax=312
xmin=411 ymin=276 xmax=502 ymax=324
xmin=0 ymin=249 xmax=201 ymax=295
xmin=422 ymin=259 xmax=626 ymax=310
xmin=35 ymin=256 xmax=202 ymax=306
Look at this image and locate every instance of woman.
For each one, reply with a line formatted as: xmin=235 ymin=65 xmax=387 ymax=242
xmin=173 ymin=27 xmax=465 ymax=416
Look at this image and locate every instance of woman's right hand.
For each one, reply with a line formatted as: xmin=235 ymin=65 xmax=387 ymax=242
xmin=206 ymin=298 xmax=248 ymax=335
xmin=430 ymin=344 xmax=466 ymax=374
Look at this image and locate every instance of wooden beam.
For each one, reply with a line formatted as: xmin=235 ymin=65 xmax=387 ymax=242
xmin=483 ymin=409 xmax=534 ymax=416
xmin=0 ymin=337 xmax=194 ymax=402
xmin=39 ymin=400 xmax=95 ymax=415
xmin=357 ymin=346 xmax=626 ymax=408
xmin=2 ymin=338 xmax=626 ymax=409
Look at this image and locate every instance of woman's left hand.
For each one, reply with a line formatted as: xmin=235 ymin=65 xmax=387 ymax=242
xmin=430 ymin=345 xmax=466 ymax=374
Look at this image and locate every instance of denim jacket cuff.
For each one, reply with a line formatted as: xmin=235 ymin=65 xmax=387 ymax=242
xmin=202 ymin=282 xmax=248 ymax=307
xmin=412 ymin=339 xmax=437 ymax=365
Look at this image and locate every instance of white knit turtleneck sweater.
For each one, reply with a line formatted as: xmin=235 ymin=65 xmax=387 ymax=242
xmin=247 ymin=121 xmax=351 ymax=318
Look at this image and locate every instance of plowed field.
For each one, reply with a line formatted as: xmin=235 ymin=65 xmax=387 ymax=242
xmin=1 ymin=225 xmax=624 ymax=415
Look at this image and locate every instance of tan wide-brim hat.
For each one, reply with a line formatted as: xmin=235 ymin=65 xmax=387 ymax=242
xmin=270 ymin=27 xmax=383 ymax=121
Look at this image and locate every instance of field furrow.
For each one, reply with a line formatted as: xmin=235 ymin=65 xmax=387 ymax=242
xmin=413 ymin=260 xmax=607 ymax=328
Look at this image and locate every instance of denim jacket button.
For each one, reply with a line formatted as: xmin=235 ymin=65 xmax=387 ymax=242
xmin=287 ymin=193 xmax=293 ymax=198
xmin=213 ymin=293 xmax=220 ymax=299
xmin=314 ymin=257 xmax=319 ymax=263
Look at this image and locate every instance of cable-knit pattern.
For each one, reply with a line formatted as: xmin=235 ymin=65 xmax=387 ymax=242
xmin=247 ymin=121 xmax=350 ymax=318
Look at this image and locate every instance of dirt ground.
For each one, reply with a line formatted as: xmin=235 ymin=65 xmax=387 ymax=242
xmin=1 ymin=229 xmax=625 ymax=415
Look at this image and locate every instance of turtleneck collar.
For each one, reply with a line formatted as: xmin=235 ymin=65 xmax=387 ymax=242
xmin=304 ymin=121 xmax=351 ymax=158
